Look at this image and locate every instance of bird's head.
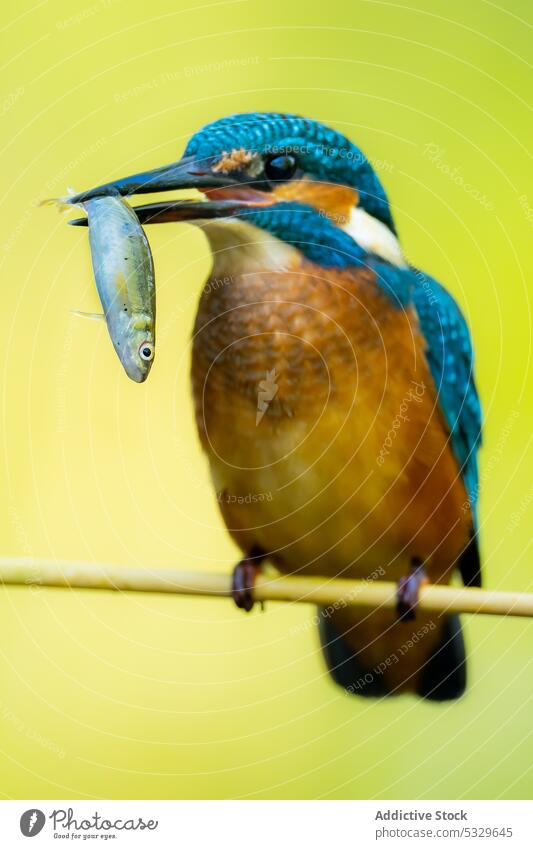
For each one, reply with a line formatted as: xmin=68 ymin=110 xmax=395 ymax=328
xmin=69 ymin=113 xmax=404 ymax=267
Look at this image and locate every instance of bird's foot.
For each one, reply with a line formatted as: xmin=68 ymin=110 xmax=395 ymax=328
xmin=396 ymin=557 xmax=428 ymax=621
xmin=231 ymin=548 xmax=265 ymax=612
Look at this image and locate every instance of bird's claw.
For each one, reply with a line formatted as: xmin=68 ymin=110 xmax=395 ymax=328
xmin=231 ymin=550 xmax=264 ymax=612
xmin=396 ymin=558 xmax=427 ymax=621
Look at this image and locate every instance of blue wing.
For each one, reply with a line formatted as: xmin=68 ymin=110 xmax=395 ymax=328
xmin=410 ymin=272 xmax=482 ymax=515
xmin=411 ymin=271 xmax=482 ymax=586
xmin=371 ymin=261 xmax=482 ymax=585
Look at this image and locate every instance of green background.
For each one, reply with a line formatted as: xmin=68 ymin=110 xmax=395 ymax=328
xmin=0 ymin=0 xmax=531 ymax=799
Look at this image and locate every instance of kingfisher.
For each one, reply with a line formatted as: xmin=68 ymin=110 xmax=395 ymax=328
xmin=69 ymin=113 xmax=482 ymax=700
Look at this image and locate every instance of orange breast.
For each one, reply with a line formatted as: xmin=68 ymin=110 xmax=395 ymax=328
xmin=191 ymin=261 xmax=471 ymax=583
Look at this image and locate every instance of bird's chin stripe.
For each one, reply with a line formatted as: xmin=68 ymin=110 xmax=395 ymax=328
xmin=200 ymin=218 xmax=301 ymax=279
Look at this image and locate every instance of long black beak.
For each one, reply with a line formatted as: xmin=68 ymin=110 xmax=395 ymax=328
xmin=68 ymin=196 xmax=273 ymax=227
xmin=67 ymin=155 xmax=238 ymax=204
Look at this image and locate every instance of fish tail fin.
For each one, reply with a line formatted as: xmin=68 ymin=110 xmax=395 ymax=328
xmin=39 ymin=188 xmax=79 ymax=211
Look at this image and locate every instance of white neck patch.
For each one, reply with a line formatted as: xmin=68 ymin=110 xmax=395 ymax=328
xmin=342 ymin=207 xmax=406 ymax=267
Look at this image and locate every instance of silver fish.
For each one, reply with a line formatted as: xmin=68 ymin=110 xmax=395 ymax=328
xmin=64 ymin=193 xmax=156 ymax=382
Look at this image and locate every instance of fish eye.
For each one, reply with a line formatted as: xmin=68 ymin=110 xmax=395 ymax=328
xmin=139 ymin=342 xmax=154 ymax=362
xmin=264 ymin=154 xmax=298 ymax=182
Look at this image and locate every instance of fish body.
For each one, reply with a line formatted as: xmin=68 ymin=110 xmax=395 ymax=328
xmin=81 ymin=194 xmax=155 ymax=382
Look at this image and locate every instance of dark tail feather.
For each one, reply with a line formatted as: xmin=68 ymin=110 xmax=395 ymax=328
xmin=318 ymin=610 xmax=391 ymax=697
xmin=458 ymin=526 xmax=482 ymax=588
xmin=318 ymin=608 xmax=467 ymax=701
xmin=417 ymin=613 xmax=466 ymax=701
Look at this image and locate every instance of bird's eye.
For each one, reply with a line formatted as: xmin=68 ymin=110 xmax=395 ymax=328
xmin=264 ymin=154 xmax=298 ymax=182
xmin=139 ymin=342 xmax=154 ymax=362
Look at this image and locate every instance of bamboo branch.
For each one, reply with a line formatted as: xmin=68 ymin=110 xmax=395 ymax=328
xmin=0 ymin=558 xmax=532 ymax=618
